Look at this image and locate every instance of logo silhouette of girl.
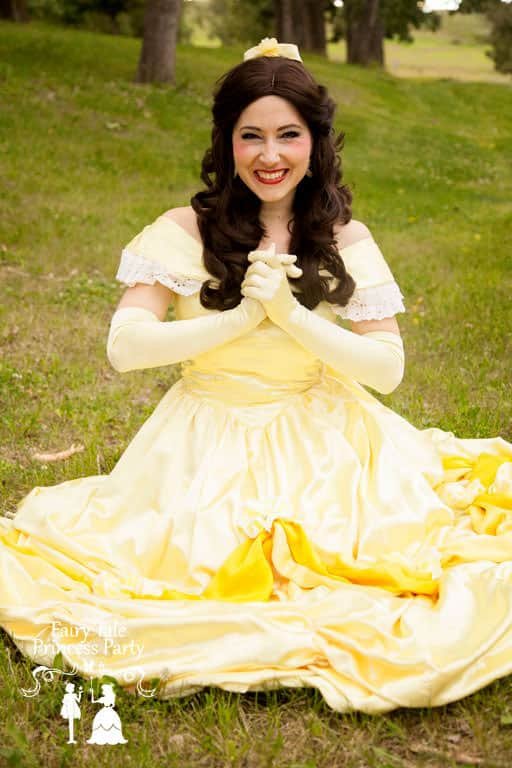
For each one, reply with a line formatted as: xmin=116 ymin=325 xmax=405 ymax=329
xmin=60 ymin=681 xmax=83 ymax=744
xmin=86 ymin=682 xmax=128 ymax=745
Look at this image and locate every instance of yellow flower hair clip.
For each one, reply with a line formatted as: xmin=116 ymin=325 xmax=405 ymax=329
xmin=243 ymin=37 xmax=303 ymax=63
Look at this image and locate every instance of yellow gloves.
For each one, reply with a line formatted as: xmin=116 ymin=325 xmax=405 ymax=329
xmin=106 ymin=297 xmax=266 ymax=373
xmin=241 ymin=244 xmax=405 ymax=395
xmin=107 ymin=251 xmax=302 ymax=374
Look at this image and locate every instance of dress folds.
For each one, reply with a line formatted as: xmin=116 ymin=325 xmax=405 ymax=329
xmin=1 ymin=213 xmax=511 ymax=714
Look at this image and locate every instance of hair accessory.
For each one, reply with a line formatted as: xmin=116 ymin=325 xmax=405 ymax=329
xmin=243 ymin=37 xmax=302 ymax=63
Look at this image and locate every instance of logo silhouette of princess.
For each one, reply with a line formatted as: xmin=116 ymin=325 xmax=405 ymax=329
xmin=86 ymin=682 xmax=128 ymax=745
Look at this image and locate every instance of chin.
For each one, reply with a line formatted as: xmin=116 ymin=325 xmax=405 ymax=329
xmin=257 ymin=190 xmax=292 ymax=200
xmin=248 ymin=181 xmax=299 ymax=202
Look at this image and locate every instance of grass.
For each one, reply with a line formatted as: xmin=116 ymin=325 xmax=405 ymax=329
xmin=1 ymin=16 xmax=512 ymax=768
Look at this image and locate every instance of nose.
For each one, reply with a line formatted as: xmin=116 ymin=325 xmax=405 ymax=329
xmin=259 ymin=139 xmax=281 ymax=166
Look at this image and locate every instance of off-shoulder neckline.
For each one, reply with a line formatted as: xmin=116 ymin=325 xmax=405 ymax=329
xmin=159 ymin=215 xmax=204 ymax=251
xmin=336 ymin=236 xmax=376 ymax=254
xmin=159 ymin=215 xmax=375 ymax=255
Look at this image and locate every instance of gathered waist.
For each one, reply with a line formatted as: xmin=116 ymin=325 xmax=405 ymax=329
xmin=180 ymin=361 xmax=326 ymax=405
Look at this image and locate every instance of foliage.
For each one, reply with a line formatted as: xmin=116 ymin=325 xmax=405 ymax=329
xmin=22 ymin=0 xmax=512 ymax=75
xmin=326 ymin=0 xmax=510 ymax=74
xmin=26 ymin=0 xmax=145 ymax=35
xmin=484 ymin=1 xmax=512 ymax=71
xmin=178 ymin=0 xmax=211 ymax=44
xmin=205 ymin=0 xmax=274 ymax=45
xmin=328 ymin=0 xmax=442 ymax=44
xmin=459 ymin=0 xmax=512 ymax=72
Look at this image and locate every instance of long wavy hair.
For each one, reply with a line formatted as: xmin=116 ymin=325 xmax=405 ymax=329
xmin=190 ymin=55 xmax=356 ymax=312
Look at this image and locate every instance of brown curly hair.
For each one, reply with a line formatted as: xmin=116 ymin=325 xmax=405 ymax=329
xmin=190 ymin=55 xmax=356 ymax=312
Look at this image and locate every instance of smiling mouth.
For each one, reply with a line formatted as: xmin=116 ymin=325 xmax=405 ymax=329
xmin=254 ymin=169 xmax=289 ymax=184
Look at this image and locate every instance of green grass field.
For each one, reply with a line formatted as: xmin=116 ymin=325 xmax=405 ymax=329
xmin=1 ymin=18 xmax=511 ymax=768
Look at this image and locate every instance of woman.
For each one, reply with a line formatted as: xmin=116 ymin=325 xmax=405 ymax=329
xmin=1 ymin=38 xmax=512 ymax=715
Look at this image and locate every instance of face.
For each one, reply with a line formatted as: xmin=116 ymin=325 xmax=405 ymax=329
xmin=232 ymin=95 xmax=313 ymax=208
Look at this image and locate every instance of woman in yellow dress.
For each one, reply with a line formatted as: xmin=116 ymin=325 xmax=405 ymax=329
xmin=1 ymin=37 xmax=512 ymax=715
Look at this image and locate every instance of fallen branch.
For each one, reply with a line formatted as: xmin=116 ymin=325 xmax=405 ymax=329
xmin=32 ymin=443 xmax=85 ymax=463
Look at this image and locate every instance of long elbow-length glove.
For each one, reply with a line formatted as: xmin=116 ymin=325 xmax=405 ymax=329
xmin=106 ymin=296 xmax=266 ymax=373
xmin=241 ymin=245 xmax=405 ymax=395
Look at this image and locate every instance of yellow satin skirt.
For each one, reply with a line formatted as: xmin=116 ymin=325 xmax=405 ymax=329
xmin=1 ymin=364 xmax=512 ymax=714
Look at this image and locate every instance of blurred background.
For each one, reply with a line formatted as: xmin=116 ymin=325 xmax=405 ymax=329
xmin=1 ymin=0 xmax=511 ymax=83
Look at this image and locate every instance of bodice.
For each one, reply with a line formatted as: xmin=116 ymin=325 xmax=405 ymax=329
xmin=176 ymin=289 xmax=336 ymax=405
xmin=116 ymin=214 xmax=406 ymax=406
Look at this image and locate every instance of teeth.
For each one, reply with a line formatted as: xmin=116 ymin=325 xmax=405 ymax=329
xmin=256 ymin=170 xmax=287 ymax=180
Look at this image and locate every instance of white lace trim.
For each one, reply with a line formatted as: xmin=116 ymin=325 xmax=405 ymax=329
xmin=116 ymin=250 xmax=406 ymax=318
xmin=331 ymin=281 xmax=406 ymax=321
xmin=115 ymin=249 xmax=203 ymax=295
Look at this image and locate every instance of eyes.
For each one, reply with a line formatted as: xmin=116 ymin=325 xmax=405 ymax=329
xmin=241 ymin=130 xmax=301 ymax=140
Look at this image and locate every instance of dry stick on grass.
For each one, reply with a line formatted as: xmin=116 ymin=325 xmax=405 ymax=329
xmin=31 ymin=443 xmax=85 ymax=462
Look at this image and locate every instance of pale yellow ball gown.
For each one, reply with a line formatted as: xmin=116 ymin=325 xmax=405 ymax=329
xmin=1 ymin=213 xmax=512 ymax=714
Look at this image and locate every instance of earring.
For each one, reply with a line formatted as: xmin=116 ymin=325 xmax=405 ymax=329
xmin=306 ymin=166 xmax=313 ymax=177
xmin=233 ymin=168 xmax=238 ymax=178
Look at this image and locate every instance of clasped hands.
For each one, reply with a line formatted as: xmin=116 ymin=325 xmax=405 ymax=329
xmin=241 ymin=242 xmax=302 ymax=327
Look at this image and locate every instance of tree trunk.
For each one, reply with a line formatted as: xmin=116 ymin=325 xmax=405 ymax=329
xmin=275 ymin=0 xmax=326 ymax=56
xmin=302 ymin=0 xmax=327 ymax=55
xmin=275 ymin=0 xmax=295 ymax=44
xmin=136 ymin=0 xmax=182 ymax=84
xmin=0 ymin=0 xmax=29 ymax=22
xmin=345 ymin=0 xmax=385 ymax=67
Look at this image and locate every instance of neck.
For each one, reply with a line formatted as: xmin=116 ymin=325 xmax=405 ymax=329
xmin=260 ymin=198 xmax=293 ymax=227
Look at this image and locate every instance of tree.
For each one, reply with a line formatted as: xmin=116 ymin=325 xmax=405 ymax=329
xmin=206 ymin=0 xmax=274 ymax=46
xmin=136 ymin=0 xmax=183 ymax=83
xmin=343 ymin=0 xmax=384 ymax=65
xmin=484 ymin=0 xmax=512 ymax=71
xmin=330 ymin=0 xmax=511 ymax=72
xmin=274 ymin=0 xmax=330 ymax=55
xmin=0 ymin=0 xmax=29 ymax=21
xmin=457 ymin=0 xmax=512 ymax=73
xmin=204 ymin=0 xmax=328 ymax=53
xmin=331 ymin=0 xmax=442 ymax=68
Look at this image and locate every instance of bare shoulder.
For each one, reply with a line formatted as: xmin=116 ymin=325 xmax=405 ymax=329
xmin=333 ymin=219 xmax=372 ymax=250
xmin=162 ymin=205 xmax=202 ymax=246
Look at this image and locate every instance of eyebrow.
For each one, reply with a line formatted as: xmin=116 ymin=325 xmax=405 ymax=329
xmin=238 ymin=124 xmax=303 ymax=131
